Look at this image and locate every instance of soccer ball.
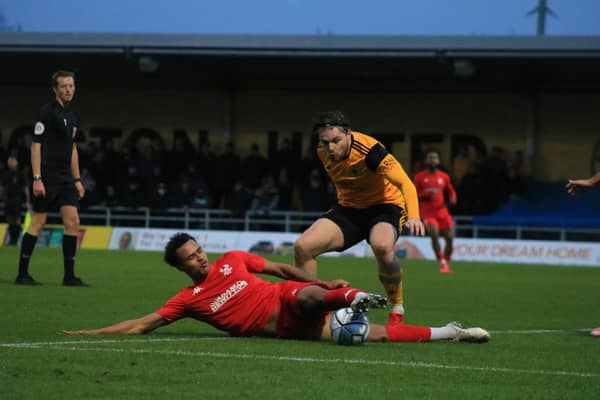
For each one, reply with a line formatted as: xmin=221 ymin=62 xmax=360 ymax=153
xmin=330 ymin=307 xmax=370 ymax=346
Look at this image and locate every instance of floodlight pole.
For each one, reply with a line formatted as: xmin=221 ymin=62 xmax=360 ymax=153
xmin=526 ymin=0 xmax=557 ymax=36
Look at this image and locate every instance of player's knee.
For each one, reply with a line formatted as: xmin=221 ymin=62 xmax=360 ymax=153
xmin=370 ymin=241 xmax=394 ymax=260
xmin=63 ymin=216 xmax=80 ymax=232
xmin=29 ymin=214 xmax=47 ymax=232
xmin=294 ymin=239 xmax=313 ymax=261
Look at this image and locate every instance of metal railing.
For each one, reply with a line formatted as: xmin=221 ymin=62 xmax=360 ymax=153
xmin=2 ymin=206 xmax=599 ymax=242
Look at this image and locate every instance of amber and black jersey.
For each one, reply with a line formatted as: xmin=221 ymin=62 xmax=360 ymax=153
xmin=317 ymin=131 xmax=420 ymax=219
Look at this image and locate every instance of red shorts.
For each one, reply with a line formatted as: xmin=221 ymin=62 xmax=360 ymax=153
xmin=422 ymin=208 xmax=454 ymax=230
xmin=275 ymin=281 xmax=328 ymax=340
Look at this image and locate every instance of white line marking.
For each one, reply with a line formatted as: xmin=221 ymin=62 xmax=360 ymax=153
xmin=490 ymin=329 xmax=591 ymax=334
xmin=0 ymin=327 xmax=591 ymax=348
xmin=0 ymin=337 xmax=225 ymax=348
xmin=3 ymin=342 xmax=597 ymax=378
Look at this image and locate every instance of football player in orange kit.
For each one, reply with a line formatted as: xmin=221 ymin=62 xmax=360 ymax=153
xmin=294 ymin=111 xmax=425 ymax=325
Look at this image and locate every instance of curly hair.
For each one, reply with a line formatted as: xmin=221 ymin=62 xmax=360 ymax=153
xmin=164 ymin=232 xmax=196 ymax=268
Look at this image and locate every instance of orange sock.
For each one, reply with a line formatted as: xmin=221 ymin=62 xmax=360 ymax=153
xmin=385 ymin=324 xmax=431 ymax=342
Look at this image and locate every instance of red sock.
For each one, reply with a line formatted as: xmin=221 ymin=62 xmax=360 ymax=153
xmin=435 ymin=251 xmax=443 ymax=261
xmin=444 ymin=254 xmax=452 ymax=262
xmin=324 ymin=288 xmax=363 ymax=309
xmin=385 ymin=324 xmax=432 ymax=342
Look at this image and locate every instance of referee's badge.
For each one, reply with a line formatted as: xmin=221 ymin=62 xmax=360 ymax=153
xmin=34 ymin=122 xmax=45 ymax=135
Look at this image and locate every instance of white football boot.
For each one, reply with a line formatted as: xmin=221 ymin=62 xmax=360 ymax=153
xmin=446 ymin=321 xmax=491 ymax=343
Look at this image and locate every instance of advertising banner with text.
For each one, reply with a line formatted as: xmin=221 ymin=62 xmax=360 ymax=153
xmin=108 ymin=228 xmax=600 ymax=267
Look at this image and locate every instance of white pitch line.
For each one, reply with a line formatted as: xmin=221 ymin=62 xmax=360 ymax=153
xmin=8 ymin=343 xmax=599 ymax=378
xmin=0 ymin=327 xmax=591 ymax=348
xmin=490 ymin=329 xmax=591 ymax=334
xmin=0 ymin=337 xmax=225 ymax=348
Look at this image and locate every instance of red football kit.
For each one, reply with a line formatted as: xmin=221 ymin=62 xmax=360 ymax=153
xmin=413 ymin=169 xmax=457 ymax=230
xmin=155 ymin=251 xmax=328 ymax=339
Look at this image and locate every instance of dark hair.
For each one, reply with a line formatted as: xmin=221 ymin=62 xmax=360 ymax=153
xmin=164 ymin=232 xmax=196 ymax=268
xmin=424 ymin=149 xmax=440 ymax=159
xmin=312 ymin=110 xmax=351 ymax=134
xmin=51 ymin=70 xmax=75 ymax=88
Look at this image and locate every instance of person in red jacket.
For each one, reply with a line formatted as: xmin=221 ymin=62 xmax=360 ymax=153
xmin=413 ymin=151 xmax=458 ymax=273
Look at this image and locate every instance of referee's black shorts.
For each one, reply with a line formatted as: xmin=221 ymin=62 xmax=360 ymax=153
xmin=32 ymin=183 xmax=79 ymax=213
xmin=321 ymin=203 xmax=407 ymax=251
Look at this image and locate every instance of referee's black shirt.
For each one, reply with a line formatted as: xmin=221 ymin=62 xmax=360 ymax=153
xmin=32 ymin=99 xmax=80 ymax=185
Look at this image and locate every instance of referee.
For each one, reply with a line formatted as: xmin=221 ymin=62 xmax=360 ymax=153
xmin=15 ymin=70 xmax=87 ymax=286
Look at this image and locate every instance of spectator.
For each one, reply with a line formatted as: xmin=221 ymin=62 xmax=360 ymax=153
xmin=249 ymin=175 xmax=279 ymax=215
xmin=196 ymin=140 xmax=216 ymax=193
xmin=213 ymin=142 xmax=241 ymax=208
xmin=276 ymin=168 xmax=294 ymax=210
xmin=3 ymin=155 xmax=30 ymax=245
xmin=165 ymin=135 xmax=193 ymax=182
xmin=101 ymin=185 xmax=119 ymax=208
xmin=241 ymin=143 xmax=268 ymax=191
xmin=451 ymin=144 xmax=473 ymax=186
xmin=273 ymin=137 xmax=295 ymax=179
xmin=151 ymin=182 xmax=171 ymax=210
xmin=191 ymin=186 xmax=212 ymax=209
xmin=301 ymin=169 xmax=329 ymax=212
xmin=121 ymin=181 xmax=147 ymax=208
xmin=78 ymin=168 xmax=99 ymax=211
xmin=170 ymin=179 xmax=196 ymax=208
xmin=223 ymin=180 xmax=252 ymax=222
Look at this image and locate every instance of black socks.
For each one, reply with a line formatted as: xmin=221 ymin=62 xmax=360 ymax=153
xmin=18 ymin=232 xmax=38 ymax=277
xmin=62 ymin=234 xmax=77 ymax=280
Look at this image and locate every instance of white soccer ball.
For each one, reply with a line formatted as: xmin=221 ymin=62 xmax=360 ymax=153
xmin=330 ymin=307 xmax=370 ymax=346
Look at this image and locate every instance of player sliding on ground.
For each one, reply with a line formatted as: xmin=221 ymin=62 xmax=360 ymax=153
xmin=63 ymin=233 xmax=490 ymax=344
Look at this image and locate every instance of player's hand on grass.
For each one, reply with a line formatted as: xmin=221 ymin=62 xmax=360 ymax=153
xmin=61 ymin=329 xmax=92 ymax=335
xmin=405 ymin=218 xmax=425 ymax=236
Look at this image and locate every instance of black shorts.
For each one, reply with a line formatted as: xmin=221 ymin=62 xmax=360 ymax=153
xmin=32 ymin=183 xmax=79 ymax=213
xmin=321 ymin=203 xmax=408 ymax=251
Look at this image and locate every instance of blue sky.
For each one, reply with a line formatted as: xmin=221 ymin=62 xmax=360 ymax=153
xmin=1 ymin=0 xmax=599 ymax=36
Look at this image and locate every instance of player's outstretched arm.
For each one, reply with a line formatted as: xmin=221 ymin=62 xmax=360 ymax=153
xmin=566 ymin=171 xmax=600 ymax=195
xmin=61 ymin=312 xmax=167 ymax=335
xmin=262 ymin=259 xmax=350 ymax=288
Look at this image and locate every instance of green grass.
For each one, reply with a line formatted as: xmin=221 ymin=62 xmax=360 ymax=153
xmin=1 ymin=246 xmax=599 ymax=399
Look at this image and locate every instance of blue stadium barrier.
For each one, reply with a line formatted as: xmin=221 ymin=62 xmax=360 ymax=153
xmin=473 ymin=181 xmax=600 ymax=228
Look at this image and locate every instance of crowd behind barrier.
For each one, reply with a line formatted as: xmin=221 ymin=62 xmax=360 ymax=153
xmin=1 ymin=134 xmax=535 ymax=219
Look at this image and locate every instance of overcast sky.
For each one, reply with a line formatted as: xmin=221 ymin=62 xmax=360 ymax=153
xmin=1 ymin=0 xmax=599 ymax=36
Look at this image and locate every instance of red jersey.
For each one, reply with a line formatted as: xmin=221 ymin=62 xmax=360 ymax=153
xmin=155 ymin=251 xmax=279 ymax=337
xmin=413 ymin=169 xmax=457 ymax=215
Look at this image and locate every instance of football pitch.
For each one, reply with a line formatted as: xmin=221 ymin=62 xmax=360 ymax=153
xmin=1 ymin=246 xmax=599 ymax=399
